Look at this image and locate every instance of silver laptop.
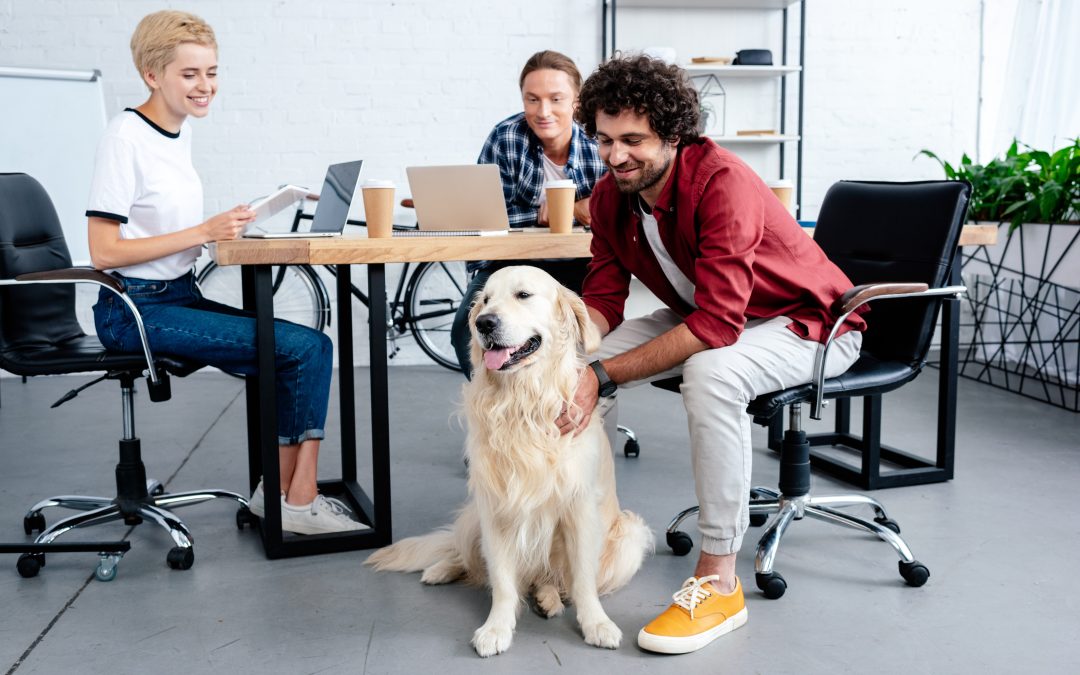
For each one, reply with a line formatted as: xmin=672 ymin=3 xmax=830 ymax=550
xmin=245 ymin=160 xmax=364 ymax=238
xmin=401 ymin=164 xmax=510 ymax=236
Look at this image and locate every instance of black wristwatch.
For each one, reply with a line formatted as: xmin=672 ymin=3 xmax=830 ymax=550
xmin=589 ymin=360 xmax=617 ymax=398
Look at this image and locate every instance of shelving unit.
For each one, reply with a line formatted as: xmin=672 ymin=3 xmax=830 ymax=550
xmin=600 ymin=0 xmax=806 ymax=216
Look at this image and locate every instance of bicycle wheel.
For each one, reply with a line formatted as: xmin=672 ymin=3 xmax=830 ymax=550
xmin=405 ymin=261 xmax=468 ymax=372
xmin=195 ymin=262 xmax=330 ymax=331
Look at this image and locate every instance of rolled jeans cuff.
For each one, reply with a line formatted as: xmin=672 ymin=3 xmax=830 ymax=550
xmin=279 ymin=429 xmax=325 ymax=446
xmin=701 ymin=532 xmax=743 ymax=557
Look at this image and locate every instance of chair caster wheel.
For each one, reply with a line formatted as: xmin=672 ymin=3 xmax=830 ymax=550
xmin=236 ymin=506 xmax=258 ymax=530
xmin=95 ymin=554 xmax=121 ymax=582
xmin=623 ymin=439 xmax=640 ymax=458
xmin=166 ymin=547 xmax=194 ymax=570
xmin=749 ymin=513 xmax=768 ymax=527
xmin=756 ymin=571 xmax=787 ymax=599
xmin=17 ymin=553 xmax=44 ymax=578
xmin=899 ymin=560 xmax=930 ymax=587
xmin=24 ymin=512 xmax=45 ymax=535
xmin=875 ymin=517 xmax=901 ymax=534
xmin=666 ymin=530 xmax=693 ymax=556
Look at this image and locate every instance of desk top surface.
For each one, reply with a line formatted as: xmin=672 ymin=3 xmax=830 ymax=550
xmin=210 ymin=224 xmax=998 ymax=266
xmin=210 ymin=232 xmax=592 ymax=266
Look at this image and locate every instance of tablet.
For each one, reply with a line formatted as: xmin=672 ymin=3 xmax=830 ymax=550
xmin=247 ymin=185 xmax=312 ymax=229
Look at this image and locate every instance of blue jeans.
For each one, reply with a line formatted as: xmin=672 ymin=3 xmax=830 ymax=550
xmin=93 ymin=271 xmax=334 ymax=445
xmin=450 ymin=258 xmax=590 ymax=380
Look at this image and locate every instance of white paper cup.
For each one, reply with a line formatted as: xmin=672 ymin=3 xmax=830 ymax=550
xmin=544 ymin=179 xmax=576 ymax=234
xmin=362 ymin=179 xmax=395 ymax=238
xmin=767 ymin=179 xmax=795 ymax=215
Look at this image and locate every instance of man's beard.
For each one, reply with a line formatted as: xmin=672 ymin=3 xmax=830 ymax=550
xmin=610 ymin=152 xmax=673 ymax=195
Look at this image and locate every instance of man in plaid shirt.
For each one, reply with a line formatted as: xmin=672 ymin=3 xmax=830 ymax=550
xmin=450 ymin=50 xmax=607 ymax=377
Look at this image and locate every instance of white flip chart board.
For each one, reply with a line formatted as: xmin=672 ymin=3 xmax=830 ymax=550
xmin=0 ymin=66 xmax=108 ymax=265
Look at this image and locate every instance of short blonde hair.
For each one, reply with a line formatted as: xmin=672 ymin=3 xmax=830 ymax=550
xmin=130 ymin=10 xmax=217 ymax=84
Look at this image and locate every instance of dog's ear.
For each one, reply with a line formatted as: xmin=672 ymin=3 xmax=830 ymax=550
xmin=557 ymin=285 xmax=601 ymax=354
xmin=467 ymin=289 xmax=485 ymax=373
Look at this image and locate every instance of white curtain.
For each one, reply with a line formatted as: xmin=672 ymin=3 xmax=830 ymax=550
xmin=981 ymin=0 xmax=1080 ymax=158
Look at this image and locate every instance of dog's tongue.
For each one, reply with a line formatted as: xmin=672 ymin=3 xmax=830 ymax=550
xmin=483 ymin=347 xmax=513 ymax=370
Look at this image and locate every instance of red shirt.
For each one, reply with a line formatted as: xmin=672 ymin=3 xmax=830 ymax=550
xmin=583 ymin=138 xmax=865 ymax=348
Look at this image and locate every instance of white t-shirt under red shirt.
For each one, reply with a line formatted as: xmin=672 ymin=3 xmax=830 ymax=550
xmin=85 ymin=108 xmax=203 ymax=280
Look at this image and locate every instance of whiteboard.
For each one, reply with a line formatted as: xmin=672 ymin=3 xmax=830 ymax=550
xmin=0 ymin=66 xmax=107 ymax=265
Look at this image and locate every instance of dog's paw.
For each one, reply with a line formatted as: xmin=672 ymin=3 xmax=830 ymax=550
xmin=472 ymin=623 xmax=514 ymax=657
xmin=420 ymin=559 xmax=461 ymax=585
xmin=582 ymin=618 xmax=622 ymax=650
xmin=534 ymin=585 xmax=565 ymax=618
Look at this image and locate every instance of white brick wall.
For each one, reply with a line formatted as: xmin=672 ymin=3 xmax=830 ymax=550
xmin=0 ymin=0 xmax=982 ymax=368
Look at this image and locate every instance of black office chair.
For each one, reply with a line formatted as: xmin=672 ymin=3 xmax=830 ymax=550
xmin=0 ymin=173 xmax=253 ymax=581
xmin=660 ymin=180 xmax=971 ymax=599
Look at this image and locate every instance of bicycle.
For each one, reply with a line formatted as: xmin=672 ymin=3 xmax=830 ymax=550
xmin=196 ymin=207 xmax=468 ymax=372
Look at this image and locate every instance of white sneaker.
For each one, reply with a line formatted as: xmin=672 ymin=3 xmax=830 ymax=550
xmin=280 ymin=494 xmax=369 ymax=535
xmin=246 ymin=479 xmax=283 ymax=519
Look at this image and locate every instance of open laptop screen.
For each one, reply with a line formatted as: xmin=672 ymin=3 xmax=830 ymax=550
xmin=310 ymin=160 xmax=364 ymax=233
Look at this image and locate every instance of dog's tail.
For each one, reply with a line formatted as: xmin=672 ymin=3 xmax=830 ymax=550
xmin=597 ymin=509 xmax=654 ymax=595
xmin=365 ymin=528 xmax=458 ymax=574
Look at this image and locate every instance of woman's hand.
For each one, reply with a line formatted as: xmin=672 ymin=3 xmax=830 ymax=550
xmin=200 ymin=205 xmax=256 ymax=242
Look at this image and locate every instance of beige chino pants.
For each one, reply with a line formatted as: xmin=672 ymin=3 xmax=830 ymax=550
xmin=597 ymin=309 xmax=861 ymax=556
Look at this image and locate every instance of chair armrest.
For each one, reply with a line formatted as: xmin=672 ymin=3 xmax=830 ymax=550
xmin=1 ymin=267 xmax=160 ymax=385
xmin=833 ymin=283 xmax=928 ymax=315
xmin=16 ymin=267 xmax=123 ymax=292
xmin=810 ymin=283 xmax=967 ymax=419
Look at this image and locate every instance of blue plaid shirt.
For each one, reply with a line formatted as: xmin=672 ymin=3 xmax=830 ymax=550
xmin=477 ymin=112 xmax=607 ymax=227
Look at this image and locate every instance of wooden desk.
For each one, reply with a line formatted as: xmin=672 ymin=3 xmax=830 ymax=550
xmin=210 ymin=233 xmax=590 ymax=557
xmin=210 ymin=224 xmax=996 ymax=556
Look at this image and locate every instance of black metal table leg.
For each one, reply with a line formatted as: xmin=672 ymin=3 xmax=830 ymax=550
xmin=244 ymin=262 xmax=389 ymax=557
xmin=365 ymin=263 xmax=392 ymax=546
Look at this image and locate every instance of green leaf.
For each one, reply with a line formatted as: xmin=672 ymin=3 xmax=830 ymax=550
xmin=920 ymin=137 xmax=1080 ymax=226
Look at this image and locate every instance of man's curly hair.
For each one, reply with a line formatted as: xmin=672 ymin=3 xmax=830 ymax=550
xmin=575 ymin=54 xmax=700 ymax=145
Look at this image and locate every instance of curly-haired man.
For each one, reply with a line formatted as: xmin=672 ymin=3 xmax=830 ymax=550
xmin=554 ymin=55 xmax=867 ymax=654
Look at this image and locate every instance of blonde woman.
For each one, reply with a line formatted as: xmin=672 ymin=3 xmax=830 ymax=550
xmin=87 ymin=10 xmax=363 ymax=535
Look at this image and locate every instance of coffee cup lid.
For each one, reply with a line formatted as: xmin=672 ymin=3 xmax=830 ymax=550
xmin=766 ymin=179 xmax=793 ymax=188
xmin=363 ymin=179 xmax=395 ymax=189
xmin=545 ymin=179 xmax=575 ymax=189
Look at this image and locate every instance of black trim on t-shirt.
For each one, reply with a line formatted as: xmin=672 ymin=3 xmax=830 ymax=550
xmin=86 ymin=210 xmax=129 ymax=224
xmin=124 ymin=107 xmax=180 ymax=139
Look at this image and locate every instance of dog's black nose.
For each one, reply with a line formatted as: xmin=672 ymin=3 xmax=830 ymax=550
xmin=474 ymin=313 xmax=499 ymax=336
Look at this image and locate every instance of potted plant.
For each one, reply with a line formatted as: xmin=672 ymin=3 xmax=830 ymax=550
xmin=917 ymin=138 xmax=1080 ymax=411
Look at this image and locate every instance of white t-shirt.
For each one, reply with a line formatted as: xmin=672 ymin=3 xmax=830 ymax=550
xmin=538 ymin=152 xmax=567 ymax=207
xmin=639 ymin=197 xmax=697 ymax=308
xmin=86 ymin=109 xmax=204 ymax=280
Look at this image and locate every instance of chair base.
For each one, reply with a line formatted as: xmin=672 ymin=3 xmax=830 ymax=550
xmin=617 ymin=424 xmax=640 ymax=458
xmin=666 ymin=408 xmax=931 ymax=598
xmin=22 ymin=479 xmax=249 ymax=575
xmin=665 ymin=488 xmax=928 ymax=599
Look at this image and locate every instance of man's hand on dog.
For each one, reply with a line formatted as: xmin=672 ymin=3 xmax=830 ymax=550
xmin=557 ymin=366 xmax=599 ymax=436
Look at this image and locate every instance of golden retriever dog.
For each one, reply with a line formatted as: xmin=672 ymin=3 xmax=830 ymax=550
xmin=367 ymin=265 xmax=652 ymax=657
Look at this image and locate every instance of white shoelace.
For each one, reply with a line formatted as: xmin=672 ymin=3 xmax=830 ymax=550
xmin=672 ymin=575 xmax=720 ymax=620
xmin=311 ymin=494 xmax=355 ymax=519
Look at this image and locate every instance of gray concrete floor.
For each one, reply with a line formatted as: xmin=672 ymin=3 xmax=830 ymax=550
xmin=0 ymin=366 xmax=1077 ymax=674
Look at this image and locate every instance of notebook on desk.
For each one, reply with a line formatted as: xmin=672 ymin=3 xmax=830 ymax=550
xmin=396 ymin=164 xmax=510 ymax=237
xmin=244 ymin=160 xmax=364 ymax=238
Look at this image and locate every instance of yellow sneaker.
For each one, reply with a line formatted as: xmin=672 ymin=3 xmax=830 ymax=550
xmin=637 ymin=575 xmax=748 ymax=654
